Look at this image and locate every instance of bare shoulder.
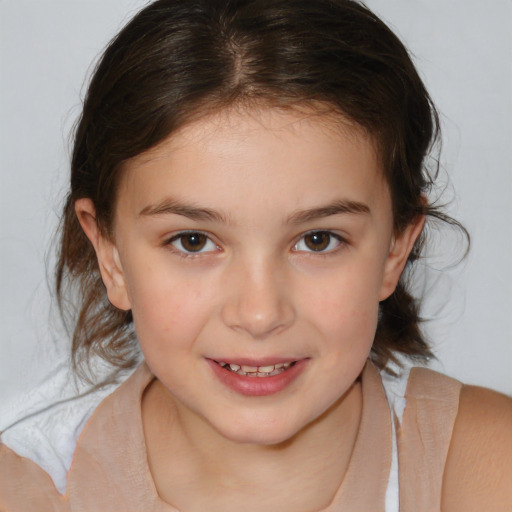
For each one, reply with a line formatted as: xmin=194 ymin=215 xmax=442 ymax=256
xmin=442 ymin=384 xmax=512 ymax=511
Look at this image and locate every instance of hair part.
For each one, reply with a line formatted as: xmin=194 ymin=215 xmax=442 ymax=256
xmin=57 ymin=0 xmax=468 ymax=379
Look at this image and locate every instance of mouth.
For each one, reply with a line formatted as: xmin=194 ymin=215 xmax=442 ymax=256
xmin=208 ymin=358 xmax=307 ymax=396
xmin=214 ymin=361 xmax=297 ymax=377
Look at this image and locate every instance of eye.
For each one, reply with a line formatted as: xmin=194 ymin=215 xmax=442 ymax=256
xmin=168 ymin=232 xmax=218 ymax=254
xmin=293 ymin=231 xmax=343 ymax=253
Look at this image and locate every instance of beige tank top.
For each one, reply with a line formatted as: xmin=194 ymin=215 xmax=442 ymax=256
xmin=0 ymin=361 xmax=462 ymax=511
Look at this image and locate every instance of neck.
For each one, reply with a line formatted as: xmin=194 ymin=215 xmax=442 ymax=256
xmin=142 ymin=378 xmax=363 ymax=512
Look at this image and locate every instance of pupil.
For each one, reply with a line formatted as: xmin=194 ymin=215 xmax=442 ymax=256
xmin=182 ymin=233 xmax=206 ymax=252
xmin=306 ymin=232 xmax=330 ymax=251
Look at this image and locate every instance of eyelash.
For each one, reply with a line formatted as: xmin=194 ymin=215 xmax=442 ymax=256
xmin=292 ymin=230 xmax=347 ymax=256
xmin=164 ymin=230 xmax=347 ymax=258
xmin=165 ymin=231 xmax=220 ymax=257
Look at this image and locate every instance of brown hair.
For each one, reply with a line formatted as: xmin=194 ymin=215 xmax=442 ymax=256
xmin=56 ymin=0 xmax=466 ymax=377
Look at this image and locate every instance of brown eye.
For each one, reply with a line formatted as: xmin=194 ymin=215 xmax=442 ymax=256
xmin=304 ymin=232 xmax=331 ymax=251
xmin=181 ymin=233 xmax=207 ymax=252
xmin=293 ymin=231 xmax=343 ymax=253
xmin=170 ymin=232 xmax=216 ymax=253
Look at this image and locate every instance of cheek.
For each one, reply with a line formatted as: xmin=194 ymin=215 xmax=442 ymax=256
xmin=300 ymin=262 xmax=382 ymax=349
xmin=124 ymin=263 xmax=212 ymax=349
xmin=311 ymin=263 xmax=382 ymax=317
xmin=320 ymin=290 xmax=379 ymax=345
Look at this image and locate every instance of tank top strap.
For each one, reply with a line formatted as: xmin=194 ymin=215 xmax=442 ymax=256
xmin=324 ymin=360 xmax=392 ymax=511
xmin=397 ymin=367 xmax=462 ymax=511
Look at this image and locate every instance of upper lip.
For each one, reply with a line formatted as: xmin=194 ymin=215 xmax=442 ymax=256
xmin=210 ymin=357 xmax=305 ymax=367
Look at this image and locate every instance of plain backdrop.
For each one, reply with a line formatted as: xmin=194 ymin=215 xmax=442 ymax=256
xmin=1 ymin=0 xmax=511 ymax=426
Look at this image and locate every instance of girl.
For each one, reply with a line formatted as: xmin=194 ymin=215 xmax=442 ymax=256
xmin=1 ymin=0 xmax=511 ymax=510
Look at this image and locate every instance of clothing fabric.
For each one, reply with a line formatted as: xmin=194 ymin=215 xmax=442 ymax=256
xmin=0 ymin=364 xmax=136 ymax=495
xmin=0 ymin=360 xmax=462 ymax=511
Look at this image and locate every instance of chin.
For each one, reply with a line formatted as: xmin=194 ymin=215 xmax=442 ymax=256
xmin=227 ymin=429 xmax=297 ymax=447
xmin=212 ymin=413 xmax=305 ymax=447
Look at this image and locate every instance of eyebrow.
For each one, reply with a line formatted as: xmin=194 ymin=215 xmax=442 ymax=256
xmin=139 ymin=198 xmax=229 ymax=223
xmin=286 ymin=199 xmax=370 ymax=224
xmin=139 ymin=198 xmax=370 ymax=224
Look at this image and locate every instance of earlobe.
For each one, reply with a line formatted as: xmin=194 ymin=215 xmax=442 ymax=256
xmin=378 ymin=214 xmax=425 ymax=301
xmin=74 ymin=198 xmax=132 ymax=311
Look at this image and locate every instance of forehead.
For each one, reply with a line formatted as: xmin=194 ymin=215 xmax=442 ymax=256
xmin=118 ymin=106 xmax=390 ymax=221
xmin=132 ymin=105 xmax=377 ymax=163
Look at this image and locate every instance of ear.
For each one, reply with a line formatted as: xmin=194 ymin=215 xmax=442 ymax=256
xmin=75 ymin=198 xmax=132 ymax=311
xmin=378 ymin=214 xmax=425 ymax=301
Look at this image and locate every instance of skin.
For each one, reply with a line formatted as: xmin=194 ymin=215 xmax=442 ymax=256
xmin=441 ymin=386 xmax=512 ymax=511
xmin=76 ymin=107 xmax=512 ymax=510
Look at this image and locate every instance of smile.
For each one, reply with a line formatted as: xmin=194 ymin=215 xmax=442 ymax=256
xmin=209 ymin=358 xmax=307 ymax=396
xmin=216 ymin=361 xmax=296 ymax=377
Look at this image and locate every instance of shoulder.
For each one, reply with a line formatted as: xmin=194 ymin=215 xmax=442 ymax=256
xmin=0 ymin=363 xmax=152 ymax=510
xmin=442 ymin=384 xmax=512 ymax=511
xmin=0 ymin=376 xmax=124 ymax=496
xmin=0 ymin=441 xmax=68 ymax=511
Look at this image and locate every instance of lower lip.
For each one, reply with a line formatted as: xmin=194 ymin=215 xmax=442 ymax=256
xmin=207 ymin=359 xmax=308 ymax=397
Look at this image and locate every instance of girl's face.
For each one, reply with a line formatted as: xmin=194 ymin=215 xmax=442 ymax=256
xmin=79 ymin=107 xmax=422 ymax=445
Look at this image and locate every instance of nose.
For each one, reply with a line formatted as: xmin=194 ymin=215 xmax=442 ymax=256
xmin=221 ymin=258 xmax=295 ymax=339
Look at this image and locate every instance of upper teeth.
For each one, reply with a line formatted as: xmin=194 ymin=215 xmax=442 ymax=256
xmin=218 ymin=361 xmax=292 ymax=376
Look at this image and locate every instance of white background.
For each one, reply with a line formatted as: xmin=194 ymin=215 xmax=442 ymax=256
xmin=1 ymin=0 xmax=511 ymax=425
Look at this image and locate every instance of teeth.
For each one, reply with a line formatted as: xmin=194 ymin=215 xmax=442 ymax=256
xmin=257 ymin=365 xmax=275 ymax=372
xmin=241 ymin=365 xmax=259 ymax=373
xmin=218 ymin=360 xmax=296 ymax=377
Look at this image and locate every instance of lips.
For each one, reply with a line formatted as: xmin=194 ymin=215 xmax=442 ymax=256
xmin=208 ymin=358 xmax=307 ymax=396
